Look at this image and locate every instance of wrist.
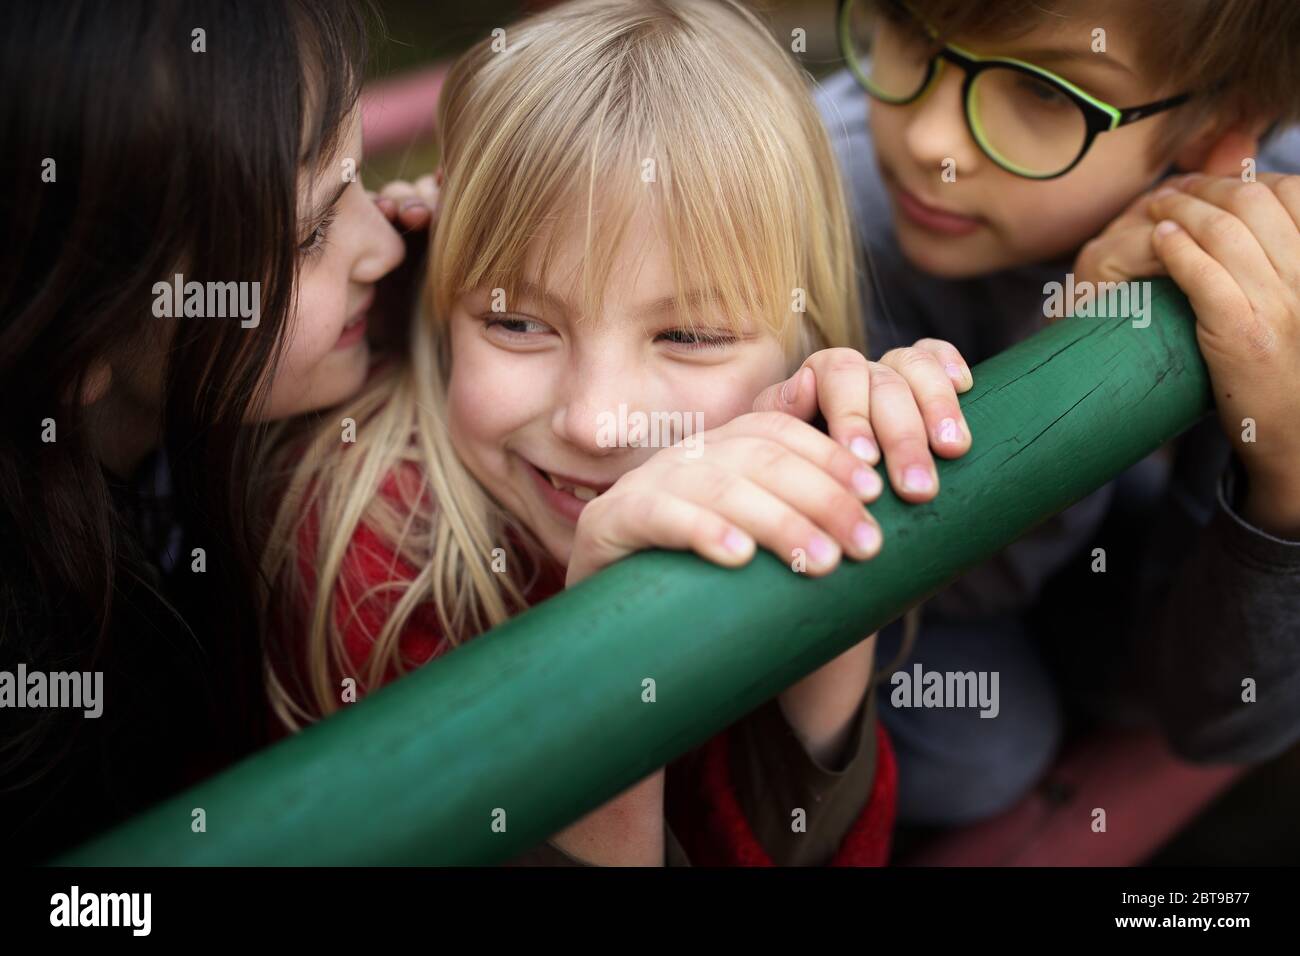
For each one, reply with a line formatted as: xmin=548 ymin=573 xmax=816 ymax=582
xmin=1239 ymin=464 xmax=1300 ymax=538
xmin=777 ymin=639 xmax=875 ymax=766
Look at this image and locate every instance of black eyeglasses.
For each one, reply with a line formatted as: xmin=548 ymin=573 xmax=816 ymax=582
xmin=837 ymin=0 xmax=1194 ymax=179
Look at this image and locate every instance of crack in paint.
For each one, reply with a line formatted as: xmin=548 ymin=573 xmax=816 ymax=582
xmin=1003 ymin=379 xmax=1106 ymax=465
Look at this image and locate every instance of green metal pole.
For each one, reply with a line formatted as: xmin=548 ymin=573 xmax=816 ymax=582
xmin=56 ymin=279 xmax=1210 ymax=866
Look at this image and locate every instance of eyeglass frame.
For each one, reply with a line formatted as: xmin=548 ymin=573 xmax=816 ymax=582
xmin=836 ymin=0 xmax=1195 ymax=180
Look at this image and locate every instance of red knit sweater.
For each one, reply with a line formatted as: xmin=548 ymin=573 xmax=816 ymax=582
xmin=286 ymin=465 xmax=896 ymax=866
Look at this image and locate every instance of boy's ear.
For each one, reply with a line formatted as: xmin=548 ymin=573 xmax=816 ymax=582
xmin=1172 ymin=118 xmax=1271 ymax=177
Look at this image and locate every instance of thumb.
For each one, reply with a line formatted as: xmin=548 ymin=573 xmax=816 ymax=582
xmin=752 ymin=365 xmax=817 ymax=420
xmin=1074 ymin=224 xmax=1165 ymax=295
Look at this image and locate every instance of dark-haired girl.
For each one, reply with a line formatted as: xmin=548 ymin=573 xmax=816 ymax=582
xmin=0 ymin=0 xmax=403 ymax=861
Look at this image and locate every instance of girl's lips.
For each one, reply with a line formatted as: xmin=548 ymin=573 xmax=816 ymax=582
xmin=333 ymin=290 xmax=375 ymax=351
xmin=332 ymin=314 xmax=368 ymax=350
xmin=522 ymin=459 xmax=612 ymax=525
xmin=890 ymin=180 xmax=984 ymax=237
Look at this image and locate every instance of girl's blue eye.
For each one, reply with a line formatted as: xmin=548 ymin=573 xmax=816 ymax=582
xmin=657 ymin=328 xmax=737 ymax=350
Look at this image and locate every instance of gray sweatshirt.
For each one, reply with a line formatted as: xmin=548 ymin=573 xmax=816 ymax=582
xmin=815 ymin=68 xmax=1300 ymax=762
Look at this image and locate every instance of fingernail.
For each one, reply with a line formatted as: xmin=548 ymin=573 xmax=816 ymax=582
xmin=850 ymin=435 xmax=878 ymax=462
xmin=903 ymin=466 xmax=934 ymax=493
xmin=400 ymin=198 xmax=426 ymax=212
xmin=779 ymin=371 xmax=799 ymax=405
xmin=938 ymin=418 xmax=960 ymax=444
xmin=1155 ymin=219 xmax=1181 ymax=237
xmin=944 ymin=362 xmax=964 ymax=383
xmin=808 ymin=534 xmax=837 ymax=567
xmin=852 ymin=466 xmax=883 ymax=497
xmin=853 ymin=521 xmax=881 ymax=555
xmin=724 ymin=528 xmax=752 ymax=555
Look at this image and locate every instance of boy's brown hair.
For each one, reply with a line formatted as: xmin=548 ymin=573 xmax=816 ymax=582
xmin=875 ymin=0 xmax=1300 ymax=154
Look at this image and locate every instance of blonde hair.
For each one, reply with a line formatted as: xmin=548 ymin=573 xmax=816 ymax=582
xmin=263 ymin=0 xmax=865 ymax=729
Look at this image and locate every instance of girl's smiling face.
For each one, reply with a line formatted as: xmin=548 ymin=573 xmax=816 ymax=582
xmin=445 ymin=203 xmax=789 ymax=566
xmin=258 ymin=108 xmax=406 ymax=420
xmin=94 ymin=108 xmax=405 ymax=474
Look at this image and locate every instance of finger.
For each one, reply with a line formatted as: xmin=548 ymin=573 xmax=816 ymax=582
xmin=1097 ymin=186 xmax=1167 ymax=236
xmin=876 ymin=347 xmax=970 ymax=460
xmin=567 ymin=491 xmax=753 ymax=587
xmin=1160 ymin=175 xmax=1300 ymax=288
xmin=707 ymin=438 xmax=883 ymax=561
xmin=1257 ymin=172 xmax=1300 ymax=230
xmin=799 ymin=348 xmax=883 ymax=463
xmin=378 ymin=182 xmax=432 ymax=226
xmin=861 ymin=361 xmax=939 ymax=500
xmin=882 ymin=349 xmax=971 ymax=460
xmin=1075 ymin=221 xmax=1165 ymax=287
xmin=666 ymin=465 xmax=852 ymax=575
xmin=1148 ymin=188 xmax=1285 ymax=305
xmin=1150 ymin=219 xmax=1265 ymax=361
xmin=752 ymin=365 xmax=820 ymax=426
xmin=905 ymin=337 xmax=973 ymax=392
xmin=727 ymin=411 xmax=884 ymax=504
xmin=1070 ymin=186 xmax=1170 ymax=288
xmin=378 ymin=181 xmax=419 ymax=201
xmin=374 ymin=195 xmax=399 ymax=221
xmin=396 ymin=200 xmax=433 ymax=232
xmin=414 ymin=174 xmax=440 ymax=205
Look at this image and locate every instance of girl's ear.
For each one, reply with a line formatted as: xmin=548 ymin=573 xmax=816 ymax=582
xmin=77 ymin=361 xmax=113 ymax=406
xmin=1173 ymin=119 xmax=1269 ymax=177
xmin=435 ymin=168 xmax=445 ymax=189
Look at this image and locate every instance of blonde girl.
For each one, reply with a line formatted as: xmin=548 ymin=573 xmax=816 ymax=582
xmin=263 ymin=0 xmax=973 ymax=866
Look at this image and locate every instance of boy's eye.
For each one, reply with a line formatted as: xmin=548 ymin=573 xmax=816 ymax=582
xmin=656 ymin=328 xmax=738 ymax=350
xmin=1015 ymin=75 xmax=1072 ymax=110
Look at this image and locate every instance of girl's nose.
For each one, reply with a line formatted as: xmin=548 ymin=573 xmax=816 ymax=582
xmin=353 ymin=193 xmax=406 ymax=284
xmin=551 ymin=362 xmax=646 ymax=457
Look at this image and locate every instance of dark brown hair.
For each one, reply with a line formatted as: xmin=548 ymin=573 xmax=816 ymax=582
xmin=0 ymin=0 xmax=372 ymax=858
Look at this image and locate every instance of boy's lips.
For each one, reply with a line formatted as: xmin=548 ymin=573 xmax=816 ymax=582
xmin=888 ymin=176 xmax=984 ymax=237
xmin=521 ymin=458 xmax=615 ymax=525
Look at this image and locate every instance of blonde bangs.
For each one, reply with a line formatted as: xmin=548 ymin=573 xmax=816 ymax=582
xmin=265 ymin=0 xmax=866 ymax=728
xmin=430 ymin=0 xmax=862 ymax=356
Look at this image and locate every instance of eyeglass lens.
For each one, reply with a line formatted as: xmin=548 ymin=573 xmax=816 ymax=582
xmin=844 ymin=2 xmax=1090 ymax=176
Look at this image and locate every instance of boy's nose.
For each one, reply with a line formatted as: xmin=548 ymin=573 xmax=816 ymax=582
xmin=900 ymin=66 xmax=982 ymax=180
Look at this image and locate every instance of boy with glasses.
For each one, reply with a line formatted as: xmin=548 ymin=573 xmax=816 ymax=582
xmin=815 ymin=0 xmax=1300 ymax=826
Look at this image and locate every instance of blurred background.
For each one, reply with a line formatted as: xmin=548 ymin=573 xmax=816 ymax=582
xmin=360 ymin=0 xmax=1300 ymax=866
xmin=362 ymin=0 xmax=838 ymax=183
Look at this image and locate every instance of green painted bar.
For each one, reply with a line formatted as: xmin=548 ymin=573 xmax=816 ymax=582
xmin=56 ymin=279 xmax=1210 ymax=866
